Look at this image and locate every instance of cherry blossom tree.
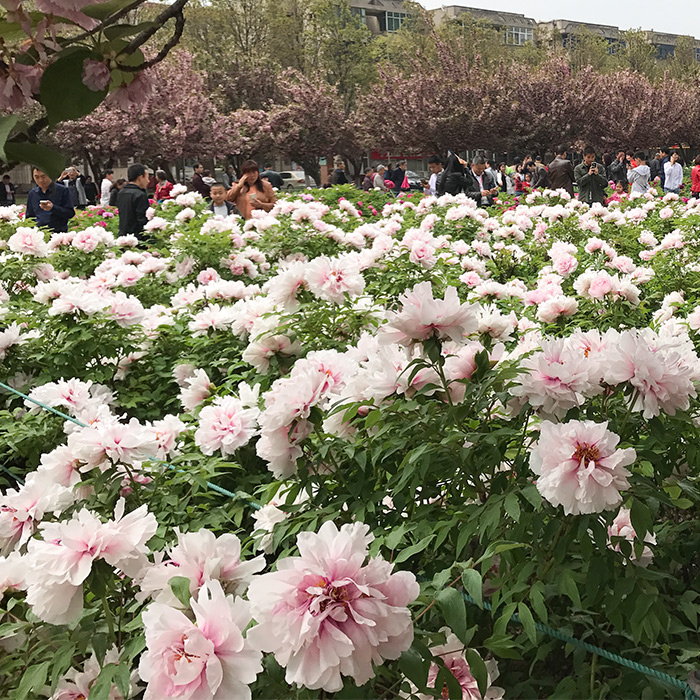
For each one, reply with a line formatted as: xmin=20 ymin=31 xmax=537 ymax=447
xmin=49 ymin=52 xmax=228 ymax=179
xmin=269 ymin=69 xmax=352 ymax=185
xmin=0 ymin=0 xmax=192 ymax=176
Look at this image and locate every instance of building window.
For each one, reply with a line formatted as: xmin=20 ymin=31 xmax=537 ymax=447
xmin=506 ymin=26 xmax=533 ymax=46
xmin=656 ymin=44 xmax=674 ymax=59
xmin=350 ymin=6 xmax=366 ymax=23
xmin=695 ymin=47 xmax=700 ymax=62
xmin=381 ymin=11 xmax=406 ymax=33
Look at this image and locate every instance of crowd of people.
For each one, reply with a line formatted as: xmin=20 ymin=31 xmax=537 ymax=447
xmin=358 ymin=146 xmax=696 ymax=206
xmin=13 ymin=145 xmax=700 ymax=237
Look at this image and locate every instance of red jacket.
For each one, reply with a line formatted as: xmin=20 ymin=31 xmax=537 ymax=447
xmin=692 ymin=165 xmax=700 ymax=194
xmin=155 ymin=181 xmax=173 ymax=201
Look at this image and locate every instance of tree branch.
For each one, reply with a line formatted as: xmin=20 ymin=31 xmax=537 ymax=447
xmin=118 ymin=8 xmax=186 ymax=72
xmin=69 ymin=0 xmax=147 ymax=44
xmin=116 ymin=0 xmax=189 ymax=69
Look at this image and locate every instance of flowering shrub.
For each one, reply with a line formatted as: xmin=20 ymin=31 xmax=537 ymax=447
xmin=1 ymin=186 xmax=700 ymax=699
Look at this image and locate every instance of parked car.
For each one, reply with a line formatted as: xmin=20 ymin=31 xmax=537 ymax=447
xmin=405 ymin=170 xmax=425 ymax=191
xmin=279 ymin=171 xmax=316 ymax=190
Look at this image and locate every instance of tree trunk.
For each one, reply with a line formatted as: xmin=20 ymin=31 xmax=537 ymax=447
xmin=301 ymin=159 xmax=321 ymax=188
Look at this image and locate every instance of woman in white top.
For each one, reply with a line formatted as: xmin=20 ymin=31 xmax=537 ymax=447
xmin=100 ymin=170 xmax=114 ymax=207
xmin=663 ymin=152 xmax=684 ymax=194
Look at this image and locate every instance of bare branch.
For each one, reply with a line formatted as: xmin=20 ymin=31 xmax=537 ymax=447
xmin=116 ymin=0 xmax=189 ymax=63
xmin=69 ymin=0 xmax=147 ymax=44
xmin=118 ymin=8 xmax=186 ymax=72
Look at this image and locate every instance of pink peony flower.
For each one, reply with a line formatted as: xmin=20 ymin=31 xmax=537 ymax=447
xmin=382 ymin=281 xmax=478 ymax=345
xmin=603 ymin=328 xmax=699 ymax=418
xmin=81 ymin=59 xmax=111 ymax=91
xmin=410 ymin=629 xmax=504 ymax=700
xmin=25 ymin=500 xmax=157 ymax=623
xmin=139 ymin=529 xmax=264 ymax=604
xmin=305 ymin=254 xmax=365 ymax=304
xmin=194 ymin=396 xmax=259 ymax=456
xmin=530 ymin=420 xmax=635 ymax=515
xmin=179 ymin=369 xmax=212 ymax=411
xmin=247 ymin=521 xmax=419 ymax=692
xmin=510 ymin=338 xmax=603 ymax=417
xmin=7 ymin=226 xmax=48 ymax=257
xmin=607 ymin=507 xmax=656 ymax=567
xmin=139 ymin=580 xmax=262 ymax=700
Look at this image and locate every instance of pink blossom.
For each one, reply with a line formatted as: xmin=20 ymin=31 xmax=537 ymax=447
xmin=530 ymin=420 xmax=635 ymax=515
xmin=247 ymin=521 xmax=419 ymax=691
xmin=659 ymin=206 xmax=674 ymax=219
xmin=305 ymin=255 xmax=365 ymax=304
xmin=81 ymin=59 xmax=111 ymax=92
xmin=382 ymin=282 xmax=478 ymax=345
xmin=0 ymin=61 xmax=41 ymax=111
xmin=410 ymin=629 xmax=504 ymax=700
xmin=8 ymin=227 xmax=48 ymax=257
xmin=536 ymin=295 xmax=578 ymax=323
xmin=25 ymin=500 xmax=157 ymax=623
xmin=139 ymin=580 xmax=262 ymax=700
xmin=139 ymin=529 xmax=264 ymax=604
xmin=607 ymin=507 xmax=655 ymax=567
xmin=510 ymin=338 xmax=603 ymax=418
xmin=106 ymin=71 xmax=154 ymax=109
xmin=194 ymin=396 xmax=259 ymax=456
xmin=179 ymin=369 xmax=212 ymax=411
xmin=603 ymin=328 xmax=699 ymax=418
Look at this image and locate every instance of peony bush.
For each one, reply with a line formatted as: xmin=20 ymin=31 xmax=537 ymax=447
xmin=1 ymin=185 xmax=700 ymax=699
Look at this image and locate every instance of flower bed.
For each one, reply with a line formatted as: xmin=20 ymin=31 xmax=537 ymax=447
xmin=1 ymin=184 xmax=700 ymax=699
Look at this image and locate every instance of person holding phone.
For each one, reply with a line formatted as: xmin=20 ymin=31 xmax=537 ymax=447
xmin=226 ymin=160 xmax=276 ymax=219
xmin=25 ymin=166 xmax=75 ymax=232
xmin=573 ymin=147 xmax=608 ymax=205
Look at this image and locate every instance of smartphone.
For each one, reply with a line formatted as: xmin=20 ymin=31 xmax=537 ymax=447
xmin=40 ymin=200 xmax=50 ymax=205
xmin=249 ymin=192 xmax=257 ymax=200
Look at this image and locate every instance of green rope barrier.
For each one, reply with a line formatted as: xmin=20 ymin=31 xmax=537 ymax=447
xmin=460 ymin=590 xmax=699 ymax=699
xmin=0 ymin=380 xmax=258 ymax=507
xmin=3 ymin=379 xmax=697 ymax=697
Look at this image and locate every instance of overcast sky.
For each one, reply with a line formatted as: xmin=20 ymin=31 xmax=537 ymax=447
xmin=419 ymin=0 xmax=700 ymax=38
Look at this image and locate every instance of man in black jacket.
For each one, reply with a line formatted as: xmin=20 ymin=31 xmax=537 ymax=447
xmin=190 ymin=163 xmax=211 ymax=199
xmin=464 ymin=156 xmax=498 ymax=207
xmin=117 ymin=163 xmax=150 ymax=238
xmin=607 ymin=150 xmax=627 ymax=185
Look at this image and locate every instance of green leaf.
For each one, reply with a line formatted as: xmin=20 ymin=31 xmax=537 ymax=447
xmin=16 ymin=661 xmax=50 ymax=698
xmin=517 ymin=601 xmax=537 ymax=644
xmin=384 ymin=523 xmax=407 ymax=550
xmin=40 ymin=48 xmax=108 ymax=126
xmin=461 ymin=568 xmax=483 ymax=608
xmin=114 ymin=661 xmax=132 ymax=698
xmin=0 ymin=114 xmax=18 ymax=163
xmin=529 ymin=581 xmax=548 ymax=624
xmin=558 ymin=570 xmax=581 ymax=608
xmin=169 ymin=576 xmax=192 ymax=607
xmin=0 ymin=20 xmax=31 ymax=43
xmin=630 ymin=498 xmax=653 ymax=539
xmin=399 ymin=647 xmax=430 ymax=691
xmin=436 ymin=665 xmax=463 ymax=699
xmin=83 ymin=0 xmax=136 ymax=19
xmin=104 ymin=21 xmax=160 ymax=40
xmin=437 ymin=588 xmax=467 ymax=644
xmin=504 ymin=493 xmax=521 ymax=522
xmin=393 ymin=534 xmax=435 ymax=564
xmin=465 ymin=648 xmax=489 ymax=696
xmin=89 ymin=663 xmax=117 ymax=700
xmin=4 ymin=141 xmax=66 ymax=180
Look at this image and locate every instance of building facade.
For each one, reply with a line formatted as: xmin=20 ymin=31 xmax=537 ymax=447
xmin=348 ymin=0 xmax=409 ymax=35
xmin=430 ymin=4 xmax=700 ymax=59
xmin=432 ymin=5 xmax=536 ymax=45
